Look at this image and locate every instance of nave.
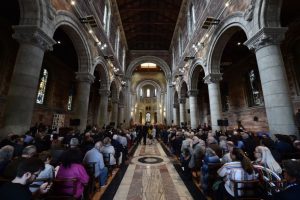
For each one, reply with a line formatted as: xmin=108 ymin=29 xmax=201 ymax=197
xmin=102 ymin=142 xmax=203 ymax=200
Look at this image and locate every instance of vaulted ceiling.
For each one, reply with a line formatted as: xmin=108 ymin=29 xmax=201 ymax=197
xmin=116 ymin=0 xmax=182 ymax=50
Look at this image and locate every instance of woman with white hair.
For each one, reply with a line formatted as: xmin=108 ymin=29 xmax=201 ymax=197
xmin=254 ymin=146 xmax=282 ymax=175
xmin=0 ymin=145 xmax=14 ymax=175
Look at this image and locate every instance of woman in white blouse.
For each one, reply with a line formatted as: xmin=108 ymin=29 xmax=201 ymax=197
xmin=216 ymin=148 xmax=257 ymax=199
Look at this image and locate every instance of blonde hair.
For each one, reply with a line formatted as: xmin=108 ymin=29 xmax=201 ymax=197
xmin=256 ymin=146 xmax=282 ymax=174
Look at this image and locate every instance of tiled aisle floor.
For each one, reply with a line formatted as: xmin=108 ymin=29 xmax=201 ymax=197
xmin=113 ymin=143 xmax=193 ymax=200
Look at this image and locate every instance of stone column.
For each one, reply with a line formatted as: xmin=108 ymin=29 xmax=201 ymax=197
xmin=118 ymin=104 xmax=124 ymax=127
xmin=166 ymin=80 xmax=174 ymax=125
xmin=74 ymin=72 xmax=94 ymax=133
xmin=173 ymin=103 xmax=179 ymax=126
xmin=98 ymin=89 xmax=110 ymax=128
xmin=179 ymin=98 xmax=186 ymax=127
xmin=111 ymin=99 xmax=119 ymax=128
xmin=1 ymin=26 xmax=56 ymax=136
xmin=204 ymin=74 xmax=223 ymax=132
xmin=188 ymin=90 xmax=199 ymax=129
xmin=245 ymin=27 xmax=298 ymax=135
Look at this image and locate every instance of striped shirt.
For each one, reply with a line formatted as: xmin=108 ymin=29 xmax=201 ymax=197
xmin=218 ymin=161 xmax=257 ymax=196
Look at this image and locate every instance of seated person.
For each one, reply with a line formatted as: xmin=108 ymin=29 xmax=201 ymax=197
xmin=201 ymin=148 xmax=220 ymax=193
xmin=30 ymin=151 xmax=54 ymax=193
xmin=216 ymin=148 xmax=257 ymax=200
xmin=0 ymin=158 xmax=51 ymax=200
xmin=56 ymin=148 xmax=89 ymax=199
xmin=0 ymin=145 xmax=14 ymax=175
xmin=3 ymin=145 xmax=37 ymax=179
xmin=273 ymin=159 xmax=300 ymax=200
xmin=253 ymin=146 xmax=282 ymax=175
xmin=83 ymin=141 xmax=108 ymax=187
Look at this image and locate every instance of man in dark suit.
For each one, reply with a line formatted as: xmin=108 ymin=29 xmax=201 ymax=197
xmin=273 ymin=159 xmax=300 ymax=200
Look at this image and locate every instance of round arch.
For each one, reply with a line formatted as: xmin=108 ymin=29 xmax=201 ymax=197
xmin=136 ymin=80 xmax=163 ymax=97
xmin=125 ymin=56 xmax=171 ymax=79
xmin=92 ymin=56 xmax=110 ymax=90
xmin=53 ymin=11 xmax=92 ymax=73
xmin=207 ymin=13 xmax=249 ymax=74
xmin=188 ymin=59 xmax=206 ymax=90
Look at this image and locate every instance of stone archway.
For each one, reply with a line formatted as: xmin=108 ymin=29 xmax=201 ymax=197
xmin=135 ymin=80 xmax=164 ymax=124
xmin=92 ymin=56 xmax=110 ymax=90
xmin=207 ymin=14 xmax=249 ymax=74
xmin=189 ymin=59 xmax=206 ymax=90
xmin=125 ymin=56 xmax=173 ymax=125
xmin=53 ymin=11 xmax=93 ymax=73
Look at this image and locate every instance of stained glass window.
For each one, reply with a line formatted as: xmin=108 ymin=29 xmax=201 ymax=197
xmin=67 ymin=86 xmax=74 ymax=111
xmin=36 ymin=69 xmax=48 ymax=104
xmin=247 ymin=69 xmax=264 ymax=106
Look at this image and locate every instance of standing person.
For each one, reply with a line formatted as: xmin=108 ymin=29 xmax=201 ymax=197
xmin=152 ymin=126 xmax=156 ymax=144
xmin=142 ymin=125 xmax=148 ymax=145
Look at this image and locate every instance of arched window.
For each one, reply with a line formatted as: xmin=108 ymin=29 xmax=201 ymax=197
xmin=122 ymin=47 xmax=126 ymax=72
xmin=67 ymin=85 xmax=74 ymax=111
xmin=115 ymin=28 xmax=120 ymax=58
xmin=188 ymin=3 xmax=196 ymax=35
xmin=103 ymin=0 xmax=111 ymax=36
xmin=246 ymin=68 xmax=264 ymax=107
xmin=178 ymin=30 xmax=183 ymax=57
xmin=154 ymin=88 xmax=157 ymax=97
xmin=36 ymin=69 xmax=48 ymax=104
xmin=146 ymin=89 xmax=150 ymax=97
xmin=140 ymin=88 xmax=143 ymax=97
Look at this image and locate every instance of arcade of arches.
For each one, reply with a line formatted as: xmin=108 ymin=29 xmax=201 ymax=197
xmin=0 ymin=0 xmax=300 ymax=199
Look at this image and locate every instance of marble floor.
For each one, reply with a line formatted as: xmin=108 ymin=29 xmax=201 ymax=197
xmin=113 ymin=142 xmax=194 ymax=200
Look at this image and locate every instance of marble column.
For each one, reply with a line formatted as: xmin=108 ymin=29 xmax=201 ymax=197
xmin=188 ymin=90 xmax=199 ymax=129
xmin=1 ymin=26 xmax=56 ymax=136
xmin=204 ymin=74 xmax=223 ymax=132
xmin=173 ymin=103 xmax=179 ymax=126
xmin=111 ymin=99 xmax=119 ymax=128
xmin=74 ymin=72 xmax=94 ymax=133
xmin=179 ymin=98 xmax=186 ymax=127
xmin=245 ymin=27 xmax=298 ymax=135
xmin=98 ymin=89 xmax=110 ymax=128
xmin=118 ymin=104 xmax=124 ymax=127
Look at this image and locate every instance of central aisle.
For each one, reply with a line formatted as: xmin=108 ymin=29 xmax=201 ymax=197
xmin=113 ymin=143 xmax=194 ymax=200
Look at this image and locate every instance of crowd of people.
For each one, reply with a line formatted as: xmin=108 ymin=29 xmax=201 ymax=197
xmin=162 ymin=124 xmax=300 ymax=200
xmin=0 ymin=125 xmax=137 ymax=199
xmin=0 ymin=122 xmax=300 ymax=199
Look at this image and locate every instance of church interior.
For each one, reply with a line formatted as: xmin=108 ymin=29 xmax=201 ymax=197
xmin=0 ymin=0 xmax=300 ymax=200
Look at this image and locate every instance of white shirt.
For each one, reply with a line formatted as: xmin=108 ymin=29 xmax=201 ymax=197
xmin=218 ymin=161 xmax=256 ymax=196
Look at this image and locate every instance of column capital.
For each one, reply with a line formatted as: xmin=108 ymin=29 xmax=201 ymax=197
xmin=112 ymin=100 xmax=119 ymax=104
xmin=75 ymin=72 xmax=95 ymax=84
xmin=204 ymin=73 xmax=223 ymax=84
xmin=244 ymin=27 xmax=288 ymax=51
xmin=99 ymin=89 xmax=110 ymax=96
xmin=12 ymin=25 xmax=56 ymax=51
xmin=179 ymin=98 xmax=186 ymax=104
xmin=188 ymin=89 xmax=198 ymax=97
